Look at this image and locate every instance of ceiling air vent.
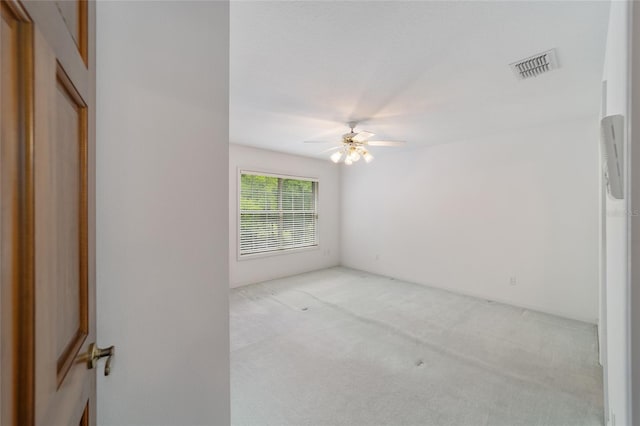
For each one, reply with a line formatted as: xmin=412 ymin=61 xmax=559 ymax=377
xmin=510 ymin=49 xmax=558 ymax=80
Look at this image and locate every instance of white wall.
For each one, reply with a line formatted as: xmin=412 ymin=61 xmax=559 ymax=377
xmin=229 ymin=144 xmax=340 ymax=288
xmin=602 ymin=1 xmax=632 ymax=425
xmin=341 ymin=118 xmax=599 ymax=323
xmin=96 ymin=2 xmax=230 ymax=425
xmin=631 ymin=4 xmax=640 ymax=423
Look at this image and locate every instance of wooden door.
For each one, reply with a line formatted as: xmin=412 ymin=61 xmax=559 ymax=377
xmin=1 ymin=1 xmax=102 ymax=425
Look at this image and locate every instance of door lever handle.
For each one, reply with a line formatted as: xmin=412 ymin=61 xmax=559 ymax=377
xmin=83 ymin=343 xmax=115 ymax=376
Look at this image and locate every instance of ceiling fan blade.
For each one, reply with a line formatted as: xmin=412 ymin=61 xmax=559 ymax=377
xmin=319 ymin=146 xmax=343 ymax=154
xmin=366 ymin=140 xmax=406 ymax=147
xmin=303 ymin=140 xmax=335 ymax=144
xmin=352 ymin=131 xmax=375 ymax=143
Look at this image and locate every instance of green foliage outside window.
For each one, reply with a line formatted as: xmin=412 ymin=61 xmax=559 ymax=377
xmin=240 ymin=174 xmax=317 ymax=255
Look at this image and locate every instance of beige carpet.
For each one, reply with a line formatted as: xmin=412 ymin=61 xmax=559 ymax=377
xmin=231 ymin=267 xmax=603 ymax=426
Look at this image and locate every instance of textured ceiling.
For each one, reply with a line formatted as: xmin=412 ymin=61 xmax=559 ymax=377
xmin=230 ymin=1 xmax=610 ymax=158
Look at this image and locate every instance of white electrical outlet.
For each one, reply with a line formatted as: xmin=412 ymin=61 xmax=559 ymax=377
xmin=509 ymin=277 xmax=517 ymax=286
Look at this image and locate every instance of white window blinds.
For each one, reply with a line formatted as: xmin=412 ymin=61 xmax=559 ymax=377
xmin=240 ymin=172 xmax=318 ymax=256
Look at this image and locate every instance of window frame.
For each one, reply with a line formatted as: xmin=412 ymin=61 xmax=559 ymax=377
xmin=237 ymin=169 xmax=320 ymax=260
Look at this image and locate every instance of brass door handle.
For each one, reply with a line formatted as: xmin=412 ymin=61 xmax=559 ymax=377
xmin=84 ymin=343 xmax=115 ymax=376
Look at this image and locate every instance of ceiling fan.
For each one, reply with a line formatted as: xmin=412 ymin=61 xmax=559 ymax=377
xmin=304 ymin=123 xmax=406 ymax=165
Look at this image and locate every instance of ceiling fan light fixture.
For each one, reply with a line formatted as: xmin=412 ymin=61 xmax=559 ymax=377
xmin=330 ymin=151 xmax=343 ymax=163
xmin=309 ymin=123 xmax=404 ymax=165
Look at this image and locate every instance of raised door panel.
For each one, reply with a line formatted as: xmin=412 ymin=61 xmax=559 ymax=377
xmin=53 ymin=66 xmax=88 ymax=386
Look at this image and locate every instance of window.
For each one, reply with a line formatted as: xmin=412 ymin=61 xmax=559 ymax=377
xmin=239 ymin=172 xmax=318 ymax=256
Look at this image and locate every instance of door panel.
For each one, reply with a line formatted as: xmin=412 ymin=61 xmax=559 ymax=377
xmin=1 ymin=1 xmax=97 ymax=424
xmin=52 ymin=64 xmax=88 ymax=386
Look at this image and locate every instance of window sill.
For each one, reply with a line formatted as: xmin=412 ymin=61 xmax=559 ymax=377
xmin=237 ymin=244 xmax=319 ymax=261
